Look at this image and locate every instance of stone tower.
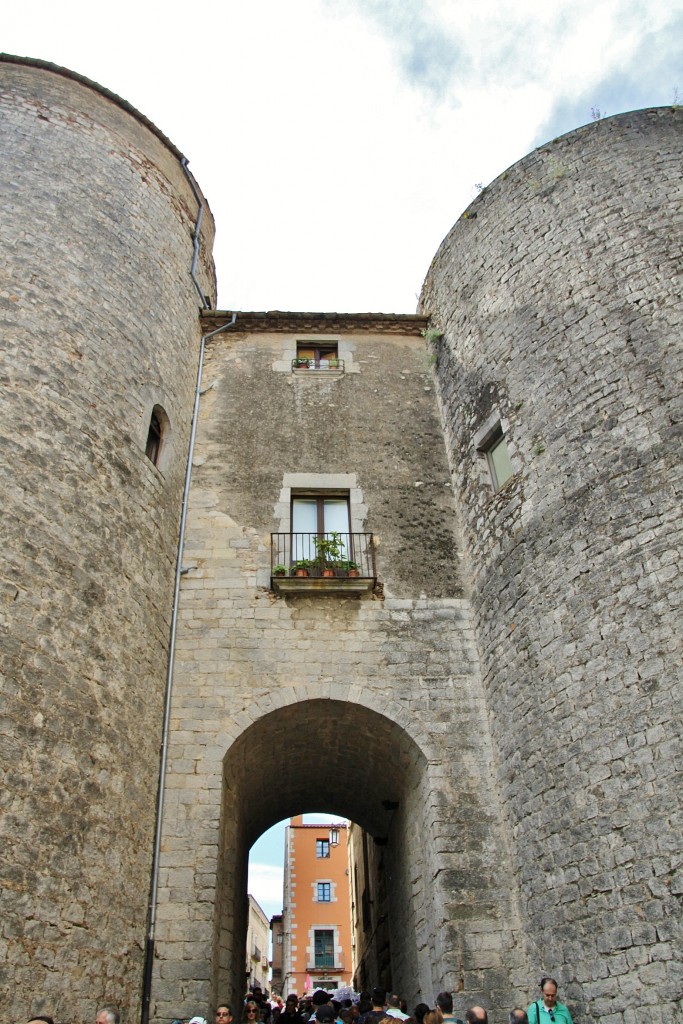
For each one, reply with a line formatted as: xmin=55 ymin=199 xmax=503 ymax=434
xmin=0 ymin=55 xmax=215 ymax=1023
xmin=419 ymin=107 xmax=682 ymax=1021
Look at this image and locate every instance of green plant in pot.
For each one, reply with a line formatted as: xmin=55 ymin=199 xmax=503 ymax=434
xmin=273 ymin=564 xmax=287 ymax=576
xmin=313 ymin=532 xmax=344 ymax=575
xmin=291 ymin=559 xmax=313 ymax=576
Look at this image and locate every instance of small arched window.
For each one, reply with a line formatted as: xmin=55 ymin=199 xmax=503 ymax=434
xmin=145 ymin=404 xmax=168 ymax=468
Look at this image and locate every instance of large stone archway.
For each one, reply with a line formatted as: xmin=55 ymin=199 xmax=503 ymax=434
xmin=152 ymin=685 xmax=527 ymax=1022
xmin=215 ymin=698 xmax=434 ymax=1009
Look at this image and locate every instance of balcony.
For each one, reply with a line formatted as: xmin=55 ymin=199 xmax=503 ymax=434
xmin=292 ymin=357 xmax=344 ymax=374
xmin=271 ymin=532 xmax=376 ymax=595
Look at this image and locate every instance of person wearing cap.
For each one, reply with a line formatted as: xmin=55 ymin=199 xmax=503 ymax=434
xmin=281 ymin=996 xmax=305 ymax=1024
xmin=189 ymin=1017 xmax=208 ymax=1024
xmin=316 ymin=1004 xmax=342 ymax=1024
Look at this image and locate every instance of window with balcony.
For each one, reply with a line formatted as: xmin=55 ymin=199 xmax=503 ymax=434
xmin=293 ymin=341 xmax=341 ymax=371
xmin=314 ymin=929 xmax=335 ymax=968
xmin=317 ymin=882 xmax=331 ymax=902
xmin=316 ymin=839 xmax=330 ymax=858
xmin=271 ymin=493 xmax=376 ymax=590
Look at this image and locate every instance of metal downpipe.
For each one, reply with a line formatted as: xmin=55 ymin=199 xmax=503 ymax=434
xmin=140 ymin=313 xmax=237 ymax=1024
xmin=181 ymin=156 xmax=211 ymax=310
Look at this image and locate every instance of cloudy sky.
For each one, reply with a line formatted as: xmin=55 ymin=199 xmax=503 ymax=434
xmin=5 ymin=0 xmax=682 ymax=316
xmin=5 ymin=0 xmax=681 ymax=917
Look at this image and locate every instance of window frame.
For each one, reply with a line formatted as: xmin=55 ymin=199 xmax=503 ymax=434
xmin=291 ymin=493 xmax=351 ymax=537
xmin=144 ymin=403 xmax=170 ymax=470
xmin=474 ymin=414 xmax=515 ymax=493
xmin=296 ymin=341 xmax=339 ymax=365
xmin=313 ymin=928 xmax=335 ymax=968
xmin=485 ymin=428 xmax=514 ymax=490
xmin=316 ymin=838 xmax=330 ymax=859
xmin=316 ymin=881 xmax=331 ymax=902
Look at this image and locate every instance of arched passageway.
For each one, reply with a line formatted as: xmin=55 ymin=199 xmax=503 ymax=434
xmin=210 ymin=696 xmax=524 ymax=1014
xmin=215 ymin=699 xmax=434 ymax=1009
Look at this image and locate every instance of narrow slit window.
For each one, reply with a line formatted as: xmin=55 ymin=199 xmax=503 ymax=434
xmin=145 ymin=404 xmax=169 ymax=469
xmin=145 ymin=410 xmax=162 ymax=465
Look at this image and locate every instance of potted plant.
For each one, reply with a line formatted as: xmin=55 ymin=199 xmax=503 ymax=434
xmin=273 ymin=564 xmax=287 ymax=577
xmin=294 ymin=357 xmax=310 ymax=368
xmin=291 ymin=559 xmax=312 ymax=577
xmin=336 ymin=559 xmax=359 ymax=577
xmin=313 ymin=532 xmax=344 ymax=576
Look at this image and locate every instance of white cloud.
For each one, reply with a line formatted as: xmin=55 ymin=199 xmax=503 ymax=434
xmin=4 ymin=0 xmax=682 ymax=312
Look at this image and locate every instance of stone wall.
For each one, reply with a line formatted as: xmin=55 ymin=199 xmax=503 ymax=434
xmin=151 ymin=318 xmax=528 ymax=1021
xmin=419 ymin=108 xmax=683 ymax=1023
xmin=0 ymin=57 xmax=215 ymax=1024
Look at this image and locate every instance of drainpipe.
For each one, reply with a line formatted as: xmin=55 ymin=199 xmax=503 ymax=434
xmin=140 ymin=314 xmax=237 ymax=1024
xmin=181 ymin=156 xmax=212 ymax=310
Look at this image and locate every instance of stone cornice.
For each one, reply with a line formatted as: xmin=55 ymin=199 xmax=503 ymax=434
xmin=202 ymin=310 xmax=429 ymax=335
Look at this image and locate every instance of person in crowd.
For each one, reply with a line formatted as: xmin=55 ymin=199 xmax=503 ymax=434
xmin=280 ymin=995 xmax=305 ymax=1024
xmin=412 ymin=1003 xmax=430 ymax=1024
xmin=435 ymin=992 xmax=461 ymax=1024
xmin=244 ymin=1001 xmax=261 ymax=1024
xmin=509 ymin=1011 xmax=528 ymax=1024
xmin=316 ymin=1004 xmax=344 ymax=1024
xmin=97 ymin=1008 xmax=121 ymax=1024
xmin=527 ymin=978 xmax=572 ymax=1024
xmin=385 ymin=995 xmax=409 ymax=1022
xmin=28 ymin=1017 xmax=55 ymax=1024
xmin=422 ymin=1009 xmax=443 ymax=1024
xmin=358 ymin=988 xmax=386 ymax=1024
xmin=465 ymin=1009 xmax=487 ymax=1024
xmin=216 ymin=1005 xmax=234 ymax=1024
xmin=189 ymin=1017 xmax=208 ymax=1024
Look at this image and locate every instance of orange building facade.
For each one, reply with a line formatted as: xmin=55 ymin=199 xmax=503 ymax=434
xmin=281 ymin=817 xmax=352 ymax=996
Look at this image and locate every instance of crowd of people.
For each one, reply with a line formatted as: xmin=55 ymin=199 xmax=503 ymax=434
xmin=24 ymin=976 xmax=573 ymax=1024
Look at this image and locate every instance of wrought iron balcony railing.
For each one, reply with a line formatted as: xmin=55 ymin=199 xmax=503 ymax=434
xmin=291 ymin=357 xmax=345 ymax=372
xmin=271 ymin=532 xmax=376 ymax=593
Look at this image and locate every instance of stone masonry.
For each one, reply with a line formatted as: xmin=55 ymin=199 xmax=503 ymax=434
xmin=0 ymin=56 xmax=215 ymax=1024
xmin=1 ymin=54 xmax=680 ymax=1024
xmin=151 ymin=316 xmax=528 ymax=1021
xmin=419 ymin=108 xmax=683 ymax=1023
